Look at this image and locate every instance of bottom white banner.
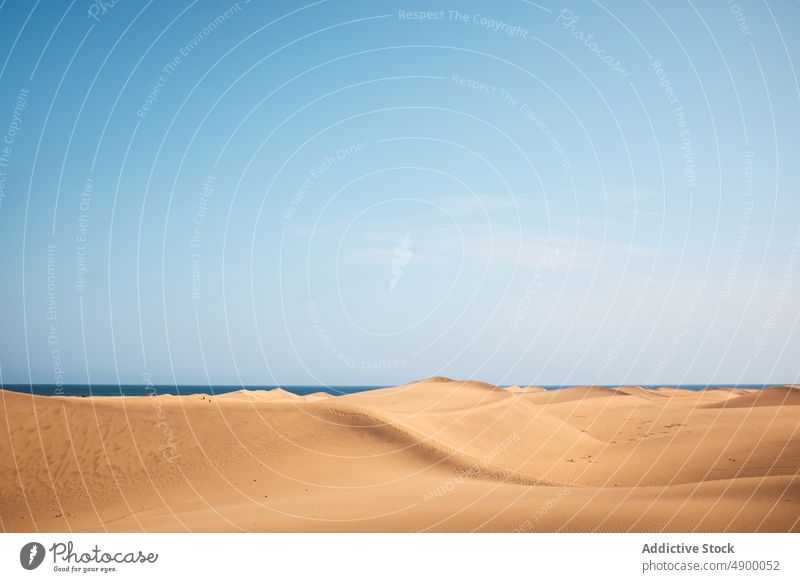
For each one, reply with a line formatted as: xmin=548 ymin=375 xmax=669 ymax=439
xmin=0 ymin=533 xmax=796 ymax=581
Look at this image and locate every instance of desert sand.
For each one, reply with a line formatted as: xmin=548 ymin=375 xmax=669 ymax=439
xmin=1 ymin=377 xmax=798 ymax=532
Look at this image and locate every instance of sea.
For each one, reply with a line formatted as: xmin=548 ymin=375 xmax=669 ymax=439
xmin=0 ymin=383 xmax=778 ymax=397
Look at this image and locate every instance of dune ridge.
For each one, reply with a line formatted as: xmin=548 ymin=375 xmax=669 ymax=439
xmin=1 ymin=378 xmax=798 ymax=532
xmin=704 ymin=385 xmax=800 ymax=409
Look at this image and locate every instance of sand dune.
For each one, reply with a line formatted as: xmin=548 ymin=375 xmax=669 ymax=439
xmin=1 ymin=379 xmax=798 ymax=532
xmin=216 ymin=388 xmax=331 ymax=402
xmin=504 ymin=385 xmax=547 ymax=393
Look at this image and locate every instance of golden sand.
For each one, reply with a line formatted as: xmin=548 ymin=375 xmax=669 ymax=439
xmin=1 ymin=378 xmax=798 ymax=532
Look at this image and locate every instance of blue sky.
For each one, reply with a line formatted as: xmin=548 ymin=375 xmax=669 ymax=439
xmin=0 ymin=0 xmax=798 ymax=387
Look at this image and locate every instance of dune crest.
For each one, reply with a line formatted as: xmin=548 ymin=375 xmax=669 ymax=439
xmin=1 ymin=381 xmax=798 ymax=532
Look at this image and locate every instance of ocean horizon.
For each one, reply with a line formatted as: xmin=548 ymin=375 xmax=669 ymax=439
xmin=0 ymin=383 xmax=781 ymax=397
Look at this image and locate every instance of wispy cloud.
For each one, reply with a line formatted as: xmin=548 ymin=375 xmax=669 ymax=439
xmin=438 ymin=194 xmax=532 ymax=215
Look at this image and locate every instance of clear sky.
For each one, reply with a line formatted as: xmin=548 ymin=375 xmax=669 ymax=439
xmin=0 ymin=0 xmax=798 ymax=387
